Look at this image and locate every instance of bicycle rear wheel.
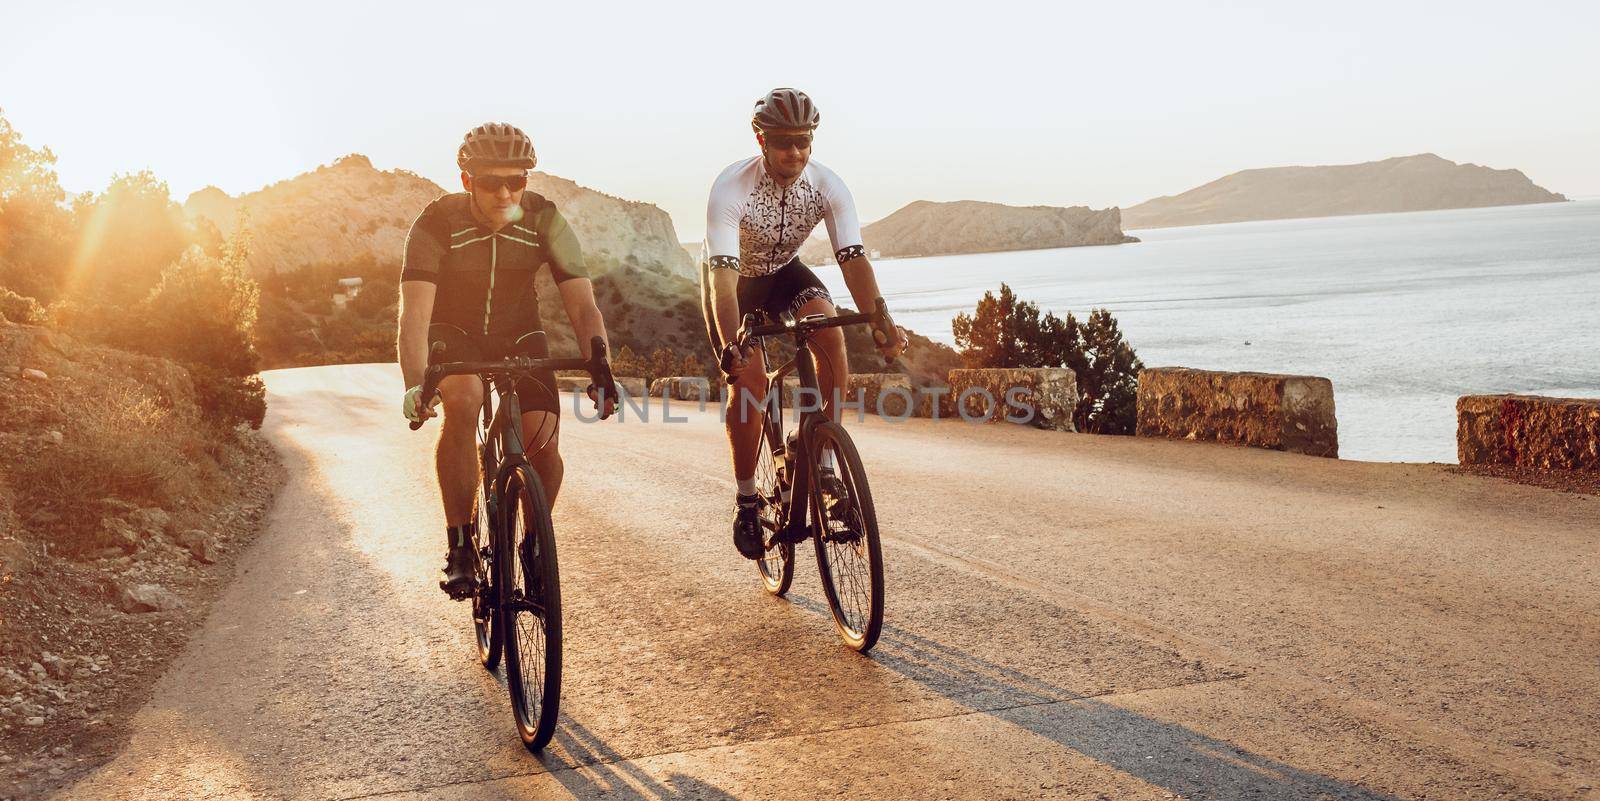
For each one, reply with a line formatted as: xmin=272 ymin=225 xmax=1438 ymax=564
xmin=499 ymin=465 xmax=562 ymax=752
xmin=754 ymin=416 xmax=794 ymax=596
xmin=471 ymin=492 xmax=500 ymax=670
xmin=809 ymin=421 xmax=884 ymax=653
xmin=473 ymin=396 xmax=502 ymax=669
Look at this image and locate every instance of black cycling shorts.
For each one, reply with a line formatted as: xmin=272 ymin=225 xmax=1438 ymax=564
xmin=426 ymin=324 xmax=561 ymax=415
xmin=700 ymin=256 xmax=833 ymax=354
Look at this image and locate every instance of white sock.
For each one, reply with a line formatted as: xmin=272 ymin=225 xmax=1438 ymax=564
xmin=819 ymin=450 xmax=836 ymax=471
xmin=736 ymin=478 xmax=757 ymax=496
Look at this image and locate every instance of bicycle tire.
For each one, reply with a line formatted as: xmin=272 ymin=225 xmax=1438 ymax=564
xmin=471 ymin=491 xmax=501 ymax=670
xmin=499 ymin=465 xmax=563 ymax=752
xmin=809 ymin=421 xmax=884 ymax=653
xmin=473 ymin=394 xmax=503 ymax=670
xmin=754 ymin=415 xmax=794 ymax=596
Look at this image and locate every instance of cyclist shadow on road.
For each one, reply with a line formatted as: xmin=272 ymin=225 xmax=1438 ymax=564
xmin=537 ymin=716 xmax=741 ymax=801
xmin=786 ymin=594 xmax=1404 ymax=801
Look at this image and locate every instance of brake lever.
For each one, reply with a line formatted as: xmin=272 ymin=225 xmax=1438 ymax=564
xmin=587 ymin=335 xmax=618 ymax=419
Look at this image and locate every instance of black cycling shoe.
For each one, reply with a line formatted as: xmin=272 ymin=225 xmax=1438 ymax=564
xmin=439 ymin=542 xmax=477 ymax=600
xmin=733 ymin=493 xmax=766 ymax=560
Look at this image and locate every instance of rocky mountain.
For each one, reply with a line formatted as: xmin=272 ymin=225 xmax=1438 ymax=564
xmin=1122 ymin=153 xmax=1567 ymax=230
xmin=183 ymin=155 xmax=695 ymax=281
xmin=799 ymin=200 xmax=1136 ymax=263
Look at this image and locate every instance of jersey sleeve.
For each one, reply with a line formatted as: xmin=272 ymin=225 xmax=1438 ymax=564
xmin=704 ymin=167 xmax=744 ymax=272
xmin=400 ymin=200 xmax=449 ymax=283
xmin=539 ymin=207 xmax=589 ymax=283
xmin=819 ymin=168 xmax=865 ymax=265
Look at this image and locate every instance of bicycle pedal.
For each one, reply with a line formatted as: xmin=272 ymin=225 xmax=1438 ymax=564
xmin=774 ymin=522 xmax=811 ymax=545
xmin=439 ymin=578 xmax=477 ymax=601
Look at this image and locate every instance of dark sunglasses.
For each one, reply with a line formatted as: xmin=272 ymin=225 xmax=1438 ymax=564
xmin=472 ymin=174 xmax=528 ymax=193
xmin=764 ymin=133 xmax=813 ymax=151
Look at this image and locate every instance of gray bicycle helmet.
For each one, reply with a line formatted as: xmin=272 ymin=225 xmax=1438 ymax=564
xmin=456 ymin=122 xmax=536 ymax=172
xmin=751 ymin=88 xmax=820 ymax=133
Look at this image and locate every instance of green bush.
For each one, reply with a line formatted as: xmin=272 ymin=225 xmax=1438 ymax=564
xmin=1072 ymin=309 xmax=1143 ymax=435
xmin=50 ymin=236 xmax=265 ymax=428
xmin=0 ymin=286 xmax=47 ymax=324
xmin=137 ymin=245 xmax=261 ymax=377
xmin=348 ymin=276 xmax=397 ymax=318
xmin=0 ymin=111 xmax=73 ymax=303
xmin=953 ymin=283 xmax=1143 ymax=434
xmin=47 ymin=297 xmax=141 ymax=343
xmin=70 ymin=170 xmax=197 ymax=302
xmin=191 ymin=367 xmax=267 ymax=430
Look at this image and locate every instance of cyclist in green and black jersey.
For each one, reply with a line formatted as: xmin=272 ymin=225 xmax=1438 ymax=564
xmin=398 ymin=122 xmax=615 ymax=598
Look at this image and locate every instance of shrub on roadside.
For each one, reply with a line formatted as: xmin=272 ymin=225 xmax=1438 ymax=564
xmin=191 ymin=367 xmax=267 ymax=431
xmin=0 ymin=286 xmax=47 ymax=324
xmin=952 ymin=283 xmax=1144 ymax=434
xmin=0 ymin=111 xmax=74 ymax=303
xmin=51 ymin=237 xmax=266 ymax=428
xmin=135 ymin=245 xmax=262 ymax=378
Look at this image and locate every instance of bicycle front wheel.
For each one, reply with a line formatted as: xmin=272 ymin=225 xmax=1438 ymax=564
xmin=499 ymin=465 xmax=562 ymax=752
xmin=809 ymin=421 xmax=884 ymax=653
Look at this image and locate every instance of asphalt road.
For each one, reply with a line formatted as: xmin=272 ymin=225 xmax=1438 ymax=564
xmin=53 ymin=363 xmax=1600 ymax=800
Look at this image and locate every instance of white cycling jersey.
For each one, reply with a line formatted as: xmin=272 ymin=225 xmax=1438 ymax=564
xmin=703 ymin=156 xmax=864 ymax=277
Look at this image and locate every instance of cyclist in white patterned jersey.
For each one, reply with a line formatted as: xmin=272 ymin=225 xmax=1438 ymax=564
xmin=699 ymin=87 xmax=908 ymax=560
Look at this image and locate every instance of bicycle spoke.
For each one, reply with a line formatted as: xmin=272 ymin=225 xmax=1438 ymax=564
xmin=810 ymin=423 xmax=884 ymax=651
xmin=754 ymin=419 xmax=793 ymax=595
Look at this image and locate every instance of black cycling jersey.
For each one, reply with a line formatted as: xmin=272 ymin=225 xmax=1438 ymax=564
xmin=401 ymin=191 xmax=588 ymax=337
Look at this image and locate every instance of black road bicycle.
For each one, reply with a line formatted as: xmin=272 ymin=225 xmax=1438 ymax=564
xmin=731 ymin=299 xmax=890 ymax=653
xmin=410 ymin=335 xmax=615 ymax=752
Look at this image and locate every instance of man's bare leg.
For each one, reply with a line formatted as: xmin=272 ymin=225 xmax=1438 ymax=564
xmin=725 ymin=348 xmax=769 ymax=481
xmin=522 ymin=410 xmax=563 ymax=506
xmin=436 ymin=375 xmax=484 ymax=526
xmin=435 ymin=374 xmax=486 ymax=597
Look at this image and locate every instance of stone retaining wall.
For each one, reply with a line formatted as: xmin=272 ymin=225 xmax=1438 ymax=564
xmin=769 ymin=373 xmax=924 ymax=419
xmin=1135 ymin=368 xmax=1337 ymax=457
xmin=555 ymin=375 xmax=646 ymax=398
xmin=946 ymin=368 xmax=1078 ymax=431
xmin=649 ymin=376 xmax=711 ymax=402
xmin=846 ymin=373 xmax=916 ymax=418
xmin=1457 ymin=394 xmax=1600 ymax=469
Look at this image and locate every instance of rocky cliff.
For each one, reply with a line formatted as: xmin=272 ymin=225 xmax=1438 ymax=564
xmin=799 ymin=199 xmax=1135 ymax=263
xmin=183 ymin=155 xmax=695 ymax=281
xmin=1122 ymin=153 xmax=1567 ymax=230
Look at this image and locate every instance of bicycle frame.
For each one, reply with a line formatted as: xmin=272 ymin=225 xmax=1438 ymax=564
xmin=479 ymin=373 xmax=533 ymax=498
xmin=761 ymin=332 xmax=824 ymax=544
xmin=738 ymin=303 xmax=886 ymax=544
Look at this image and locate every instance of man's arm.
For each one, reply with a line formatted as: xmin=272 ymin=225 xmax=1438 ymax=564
xmin=398 ymin=280 xmax=436 ymax=389
xmin=820 ymin=167 xmax=905 ymax=360
xmin=703 ymin=167 xmax=749 ymax=356
xmin=398 ymin=201 xmax=446 ymax=391
xmin=709 ymin=267 xmax=744 ymax=349
xmin=555 ymin=278 xmax=608 ymax=360
xmin=838 ymin=254 xmax=884 ymax=317
xmin=556 ymin=277 xmax=618 ymax=416
xmin=838 ymin=254 xmax=906 ymax=359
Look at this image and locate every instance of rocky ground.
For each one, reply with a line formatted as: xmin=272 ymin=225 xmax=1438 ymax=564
xmin=0 ymin=449 xmax=282 ymax=799
xmin=0 ymin=321 xmax=286 ymax=800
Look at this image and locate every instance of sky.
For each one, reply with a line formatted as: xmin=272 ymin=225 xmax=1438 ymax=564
xmin=3 ymin=0 xmax=1596 ymax=242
